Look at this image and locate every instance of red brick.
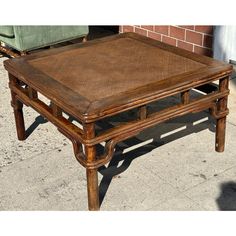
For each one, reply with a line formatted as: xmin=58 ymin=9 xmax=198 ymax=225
xmin=147 ymin=31 xmax=162 ymax=41
xmin=194 ymin=45 xmax=212 ymax=57
xmin=195 ymin=26 xmax=213 ymax=35
xmin=178 ymin=25 xmax=195 ymax=30
xmin=177 ymin=40 xmax=193 ymax=52
xmin=154 ymin=26 xmax=169 ymax=35
xmin=203 ymin=35 xmax=213 ymax=48
xmin=186 ymin=30 xmax=203 ymax=46
xmin=141 ymin=25 xmax=154 ymax=31
xmin=123 ymin=26 xmax=134 ymax=33
xmin=134 ymin=27 xmax=148 ymax=36
xmin=170 ymin=26 xmax=185 ymax=40
xmin=162 ymin=36 xmax=176 ymax=46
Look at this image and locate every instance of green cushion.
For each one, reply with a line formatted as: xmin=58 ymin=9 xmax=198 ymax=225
xmin=0 ymin=26 xmax=14 ymax=38
xmin=0 ymin=25 xmax=88 ymax=51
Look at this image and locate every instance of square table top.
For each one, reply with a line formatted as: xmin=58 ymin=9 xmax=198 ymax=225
xmin=4 ymin=32 xmax=232 ymax=122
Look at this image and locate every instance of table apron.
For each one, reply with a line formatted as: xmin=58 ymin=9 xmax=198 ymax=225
xmin=88 ymin=89 xmax=229 ymax=146
xmin=10 ymin=84 xmax=85 ymax=144
xmin=10 ymin=82 xmax=229 ymax=151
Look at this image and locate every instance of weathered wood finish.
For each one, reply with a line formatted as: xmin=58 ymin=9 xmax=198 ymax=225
xmin=4 ymin=32 xmax=233 ymax=210
xmin=9 ymin=74 xmax=26 ymax=140
xmin=0 ymin=45 xmax=20 ymax=58
xmin=0 ymin=36 xmax=87 ymax=58
xmin=139 ymin=105 xmax=147 ymax=120
xmin=84 ymin=123 xmax=99 ymax=210
xmin=181 ymin=90 xmax=190 ymax=104
xmin=215 ymin=77 xmax=229 ymax=152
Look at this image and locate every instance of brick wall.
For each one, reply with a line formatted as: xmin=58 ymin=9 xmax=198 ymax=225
xmin=119 ymin=25 xmax=213 ymax=57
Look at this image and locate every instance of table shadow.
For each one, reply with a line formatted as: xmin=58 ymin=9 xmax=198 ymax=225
xmin=25 ymin=115 xmax=48 ymax=138
xmin=216 ymin=181 xmax=236 ymax=210
xmin=96 ymin=110 xmax=216 ymax=206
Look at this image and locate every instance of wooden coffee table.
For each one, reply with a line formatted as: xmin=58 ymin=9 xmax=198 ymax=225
xmin=4 ymin=32 xmax=232 ymax=210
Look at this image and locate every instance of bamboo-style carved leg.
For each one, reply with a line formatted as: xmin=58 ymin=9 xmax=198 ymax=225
xmin=215 ymin=77 xmax=229 ymax=152
xmin=86 ymin=168 xmax=99 ymax=210
xmin=215 ymin=116 xmax=226 ymax=152
xmin=11 ymin=91 xmax=26 ymax=140
xmin=84 ymin=123 xmax=99 ymax=210
xmin=9 ymin=74 xmax=26 ymax=140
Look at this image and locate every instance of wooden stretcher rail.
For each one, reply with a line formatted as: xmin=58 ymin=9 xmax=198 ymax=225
xmin=9 ymin=81 xmax=229 ymax=149
xmin=89 ymin=90 xmax=229 ymax=146
xmin=9 ymin=84 xmax=84 ymax=143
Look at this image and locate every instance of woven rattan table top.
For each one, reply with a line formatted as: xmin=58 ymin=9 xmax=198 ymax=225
xmin=4 ymin=32 xmax=232 ymax=122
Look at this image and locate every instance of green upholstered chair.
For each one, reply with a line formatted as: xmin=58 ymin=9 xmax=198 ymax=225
xmin=0 ymin=25 xmax=88 ymax=57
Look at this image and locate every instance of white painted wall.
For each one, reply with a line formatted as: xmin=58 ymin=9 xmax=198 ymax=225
xmin=213 ymin=26 xmax=236 ymax=63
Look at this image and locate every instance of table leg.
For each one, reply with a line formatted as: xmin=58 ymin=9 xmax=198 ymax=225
xmin=84 ymin=123 xmax=100 ymax=210
xmin=10 ymin=90 xmax=26 ymax=141
xmin=86 ymin=168 xmax=99 ymax=210
xmin=216 ymin=116 xmax=226 ymax=152
xmin=215 ymin=77 xmax=229 ymax=152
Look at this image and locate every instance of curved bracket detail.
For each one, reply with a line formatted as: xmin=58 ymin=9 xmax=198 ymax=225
xmin=58 ymin=97 xmax=229 ymax=170
xmin=58 ymin=127 xmax=138 ymax=169
xmin=74 ymin=130 xmax=139 ymax=169
xmin=209 ymin=103 xmax=229 ymax=119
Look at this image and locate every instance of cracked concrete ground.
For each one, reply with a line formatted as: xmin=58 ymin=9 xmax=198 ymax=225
xmin=0 ymin=56 xmax=236 ymax=211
